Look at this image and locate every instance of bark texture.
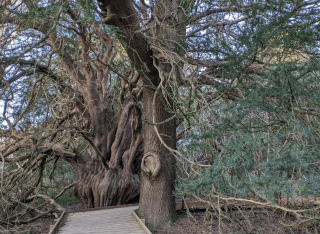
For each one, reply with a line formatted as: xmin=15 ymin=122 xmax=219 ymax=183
xmin=73 ymin=164 xmax=140 ymax=208
xmin=70 ymin=90 xmax=143 ymax=208
xmin=98 ymin=0 xmax=188 ymax=228
xmin=46 ymin=22 xmax=145 ymax=208
xmin=139 ymin=87 xmax=177 ymax=228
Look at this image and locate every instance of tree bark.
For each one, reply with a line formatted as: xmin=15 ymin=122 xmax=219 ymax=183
xmin=73 ymin=161 xmax=140 ymax=208
xmin=71 ymin=96 xmax=143 ymax=208
xmin=138 ymin=85 xmax=177 ymax=228
xmin=97 ymin=0 xmax=186 ymax=228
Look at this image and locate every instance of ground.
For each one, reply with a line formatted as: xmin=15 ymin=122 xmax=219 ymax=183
xmin=0 ymin=217 xmax=55 ymax=234
xmin=0 ymin=204 xmax=82 ymax=234
xmin=151 ymin=210 xmax=317 ymax=234
xmin=1 ymin=203 xmax=318 ymax=234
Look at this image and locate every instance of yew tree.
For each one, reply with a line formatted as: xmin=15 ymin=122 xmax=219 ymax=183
xmin=1 ymin=0 xmax=319 ymax=229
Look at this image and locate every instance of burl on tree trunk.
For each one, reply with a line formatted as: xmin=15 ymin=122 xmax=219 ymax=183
xmin=138 ymin=87 xmax=177 ymax=229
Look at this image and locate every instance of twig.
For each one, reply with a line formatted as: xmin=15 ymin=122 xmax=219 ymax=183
xmin=0 ymin=151 xmax=4 ymax=190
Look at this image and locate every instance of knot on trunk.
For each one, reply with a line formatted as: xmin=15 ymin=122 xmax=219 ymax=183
xmin=141 ymin=152 xmax=161 ymax=178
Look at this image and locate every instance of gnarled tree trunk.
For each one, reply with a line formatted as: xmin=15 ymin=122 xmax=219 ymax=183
xmin=71 ymin=88 xmax=144 ymax=208
xmin=73 ymin=161 xmax=140 ymax=208
xmin=98 ymin=0 xmax=189 ymax=228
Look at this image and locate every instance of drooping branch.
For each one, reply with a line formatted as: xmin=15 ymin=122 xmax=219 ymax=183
xmin=19 ymin=156 xmax=46 ymax=202
xmin=24 ymin=194 xmax=66 ymax=211
xmin=189 ymin=6 xmax=251 ymax=23
xmin=186 ymin=16 xmax=248 ymax=38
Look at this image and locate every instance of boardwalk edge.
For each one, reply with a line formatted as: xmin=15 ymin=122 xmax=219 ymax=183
xmin=132 ymin=209 xmax=152 ymax=234
xmin=48 ymin=211 xmax=65 ymax=234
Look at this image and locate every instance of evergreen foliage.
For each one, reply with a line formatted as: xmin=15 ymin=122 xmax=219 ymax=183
xmin=179 ymin=0 xmax=320 ymax=203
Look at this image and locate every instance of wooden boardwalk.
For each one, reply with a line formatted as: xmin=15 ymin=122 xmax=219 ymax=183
xmin=58 ymin=205 xmax=147 ymax=234
xmin=55 ymin=200 xmax=205 ymax=234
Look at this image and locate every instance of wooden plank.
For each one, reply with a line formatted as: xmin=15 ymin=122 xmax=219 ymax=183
xmin=60 ymin=223 xmax=142 ymax=228
xmin=60 ymin=221 xmax=142 ymax=227
xmin=66 ymin=215 xmax=136 ymax=221
xmin=69 ymin=215 xmax=133 ymax=220
xmin=63 ymin=219 xmax=140 ymax=224
xmin=68 ymin=214 xmax=137 ymax=219
xmin=69 ymin=212 xmax=135 ymax=218
xmin=48 ymin=211 xmax=65 ymax=234
xmin=68 ymin=213 xmax=135 ymax=218
xmin=63 ymin=217 xmax=136 ymax=223
xmin=61 ymin=227 xmax=144 ymax=233
xmin=61 ymin=232 xmax=145 ymax=234
xmin=59 ymin=232 xmax=145 ymax=234
xmin=61 ymin=225 xmax=142 ymax=228
xmin=60 ymin=229 xmax=144 ymax=233
xmin=69 ymin=208 xmax=138 ymax=217
xmin=72 ymin=207 xmax=137 ymax=213
xmin=59 ymin=228 xmax=144 ymax=233
xmin=62 ymin=220 xmax=141 ymax=224
xmin=61 ymin=225 xmax=141 ymax=229
xmin=65 ymin=203 xmax=139 ymax=214
xmin=132 ymin=209 xmax=152 ymax=234
xmin=61 ymin=222 xmax=141 ymax=227
xmin=70 ymin=206 xmax=137 ymax=213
